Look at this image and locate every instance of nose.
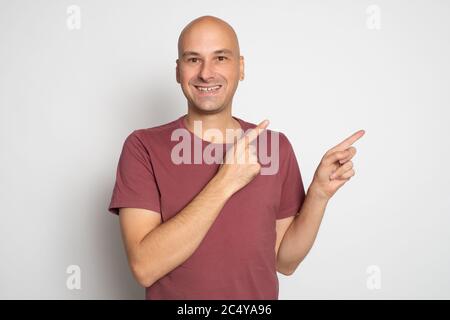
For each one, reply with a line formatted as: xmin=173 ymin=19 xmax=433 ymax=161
xmin=198 ymin=60 xmax=215 ymax=82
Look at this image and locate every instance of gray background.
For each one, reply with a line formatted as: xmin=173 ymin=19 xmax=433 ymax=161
xmin=1 ymin=0 xmax=449 ymax=299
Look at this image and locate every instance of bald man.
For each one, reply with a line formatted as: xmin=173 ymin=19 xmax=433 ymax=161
xmin=108 ymin=15 xmax=364 ymax=299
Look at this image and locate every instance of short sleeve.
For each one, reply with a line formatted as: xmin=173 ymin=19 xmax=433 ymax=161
xmin=277 ymin=133 xmax=306 ymax=219
xmin=108 ymin=130 xmax=161 ymax=215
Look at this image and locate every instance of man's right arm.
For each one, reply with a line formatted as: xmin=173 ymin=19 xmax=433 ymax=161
xmin=119 ymin=120 xmax=270 ymax=288
xmin=120 ymin=172 xmax=235 ymax=288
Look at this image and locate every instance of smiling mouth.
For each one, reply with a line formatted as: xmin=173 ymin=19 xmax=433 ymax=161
xmin=194 ymin=85 xmax=222 ymax=92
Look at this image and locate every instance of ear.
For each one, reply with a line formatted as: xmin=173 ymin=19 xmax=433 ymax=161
xmin=239 ymin=55 xmax=245 ymax=81
xmin=176 ymin=59 xmax=180 ymax=84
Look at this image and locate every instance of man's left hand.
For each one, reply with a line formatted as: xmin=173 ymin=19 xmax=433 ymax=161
xmin=308 ymin=130 xmax=366 ymax=201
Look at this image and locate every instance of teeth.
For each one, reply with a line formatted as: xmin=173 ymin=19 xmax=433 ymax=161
xmin=196 ymin=85 xmax=220 ymax=92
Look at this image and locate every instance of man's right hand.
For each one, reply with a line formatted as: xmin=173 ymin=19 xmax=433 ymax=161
xmin=216 ymin=119 xmax=270 ymax=195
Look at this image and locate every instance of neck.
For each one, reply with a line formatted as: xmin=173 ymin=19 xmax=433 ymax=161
xmin=183 ymin=107 xmax=241 ymax=143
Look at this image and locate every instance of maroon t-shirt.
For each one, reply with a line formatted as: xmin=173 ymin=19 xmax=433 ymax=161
xmin=108 ymin=114 xmax=306 ymax=299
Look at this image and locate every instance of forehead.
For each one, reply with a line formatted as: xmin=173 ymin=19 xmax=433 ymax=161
xmin=181 ymin=48 xmax=234 ymax=58
xmin=178 ymin=23 xmax=238 ymax=57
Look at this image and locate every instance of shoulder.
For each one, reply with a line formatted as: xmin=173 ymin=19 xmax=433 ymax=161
xmin=124 ymin=117 xmax=181 ymax=149
xmin=133 ymin=117 xmax=180 ymax=140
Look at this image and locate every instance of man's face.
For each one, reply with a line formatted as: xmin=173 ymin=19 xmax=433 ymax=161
xmin=176 ymin=24 xmax=244 ymax=113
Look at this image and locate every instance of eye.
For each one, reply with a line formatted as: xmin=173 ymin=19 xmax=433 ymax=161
xmin=188 ymin=58 xmax=199 ymax=63
xmin=217 ymin=56 xmax=228 ymax=61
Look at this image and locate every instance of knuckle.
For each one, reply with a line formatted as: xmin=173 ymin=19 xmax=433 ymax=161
xmin=252 ymin=163 xmax=261 ymax=171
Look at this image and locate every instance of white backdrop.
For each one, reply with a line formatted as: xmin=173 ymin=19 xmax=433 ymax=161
xmin=1 ymin=0 xmax=449 ymax=299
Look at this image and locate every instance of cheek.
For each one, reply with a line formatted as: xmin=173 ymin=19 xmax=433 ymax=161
xmin=179 ymin=67 xmax=196 ymax=83
xmin=229 ymin=65 xmax=241 ymax=81
xmin=223 ymin=72 xmax=239 ymax=89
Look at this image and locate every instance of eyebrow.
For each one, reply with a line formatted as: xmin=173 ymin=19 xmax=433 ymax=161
xmin=182 ymin=49 xmax=233 ymax=58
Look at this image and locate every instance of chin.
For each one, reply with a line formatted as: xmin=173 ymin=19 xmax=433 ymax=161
xmin=190 ymin=99 xmax=225 ymax=113
xmin=195 ymin=104 xmax=224 ymax=114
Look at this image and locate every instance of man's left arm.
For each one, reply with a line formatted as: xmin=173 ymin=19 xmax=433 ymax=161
xmin=277 ymin=129 xmax=365 ymax=275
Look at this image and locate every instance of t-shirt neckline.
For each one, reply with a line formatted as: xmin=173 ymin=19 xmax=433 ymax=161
xmin=177 ymin=114 xmax=249 ymax=146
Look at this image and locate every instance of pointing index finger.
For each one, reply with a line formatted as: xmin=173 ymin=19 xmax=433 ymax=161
xmin=244 ymin=119 xmax=270 ymax=144
xmin=332 ymin=129 xmax=365 ymax=151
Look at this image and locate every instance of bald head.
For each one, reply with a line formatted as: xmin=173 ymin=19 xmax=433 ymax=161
xmin=177 ymin=15 xmax=240 ymax=59
xmin=175 ymin=16 xmax=244 ymax=114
